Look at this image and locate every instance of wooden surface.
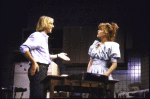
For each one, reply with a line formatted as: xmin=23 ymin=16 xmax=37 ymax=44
xmin=41 ymin=74 xmax=119 ymax=98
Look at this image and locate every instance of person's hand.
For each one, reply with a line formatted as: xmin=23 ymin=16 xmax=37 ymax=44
xmin=30 ymin=62 xmax=39 ymax=76
xmin=58 ymin=53 xmax=70 ymax=61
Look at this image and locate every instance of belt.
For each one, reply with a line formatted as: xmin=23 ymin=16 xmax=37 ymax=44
xmin=37 ymin=62 xmax=50 ymax=66
xmin=29 ymin=62 xmax=50 ymax=67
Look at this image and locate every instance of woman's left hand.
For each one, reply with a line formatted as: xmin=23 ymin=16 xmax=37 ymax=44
xmin=58 ymin=53 xmax=70 ymax=61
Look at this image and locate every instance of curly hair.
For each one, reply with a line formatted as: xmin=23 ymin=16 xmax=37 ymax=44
xmin=36 ymin=16 xmax=54 ymax=32
xmin=98 ymin=22 xmax=119 ymax=41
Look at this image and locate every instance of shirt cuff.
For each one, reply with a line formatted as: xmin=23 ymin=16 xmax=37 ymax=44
xmin=20 ymin=46 xmax=29 ymax=53
xmin=110 ymin=57 xmax=118 ymax=63
xmin=90 ymin=57 xmax=93 ymax=60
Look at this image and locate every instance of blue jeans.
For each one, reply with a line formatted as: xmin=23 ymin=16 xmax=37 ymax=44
xmin=28 ymin=63 xmax=49 ymax=98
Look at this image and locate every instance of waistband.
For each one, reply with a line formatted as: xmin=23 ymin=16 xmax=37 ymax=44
xmin=37 ymin=62 xmax=50 ymax=66
xmin=29 ymin=62 xmax=50 ymax=67
xmin=91 ymin=65 xmax=107 ymax=68
xmin=92 ymin=59 xmax=109 ymax=67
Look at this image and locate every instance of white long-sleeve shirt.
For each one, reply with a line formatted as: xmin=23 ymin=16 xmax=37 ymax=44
xmin=20 ymin=31 xmax=52 ymax=64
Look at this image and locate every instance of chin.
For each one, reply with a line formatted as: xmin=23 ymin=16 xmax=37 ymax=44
xmin=97 ymin=36 xmax=101 ymax=39
xmin=48 ymin=30 xmax=52 ymax=33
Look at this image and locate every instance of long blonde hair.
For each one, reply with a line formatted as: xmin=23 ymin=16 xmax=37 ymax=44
xmin=98 ymin=22 xmax=119 ymax=41
xmin=36 ymin=16 xmax=54 ymax=32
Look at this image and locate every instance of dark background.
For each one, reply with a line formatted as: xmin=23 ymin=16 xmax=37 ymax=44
xmin=1 ymin=0 xmax=148 ymax=95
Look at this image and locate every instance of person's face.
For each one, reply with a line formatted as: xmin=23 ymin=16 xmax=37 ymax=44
xmin=97 ymin=28 xmax=106 ymax=39
xmin=46 ymin=18 xmax=54 ymax=33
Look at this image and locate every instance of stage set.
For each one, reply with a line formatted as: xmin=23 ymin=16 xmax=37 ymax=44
xmin=2 ymin=0 xmax=150 ymax=98
xmin=2 ymin=26 xmax=149 ymax=98
xmin=10 ymin=61 xmax=149 ymax=98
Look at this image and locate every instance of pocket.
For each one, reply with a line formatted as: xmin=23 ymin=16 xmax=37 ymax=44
xmin=28 ymin=67 xmax=32 ymax=80
xmin=28 ymin=66 xmax=31 ymax=75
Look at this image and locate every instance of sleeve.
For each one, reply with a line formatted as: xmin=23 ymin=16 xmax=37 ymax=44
xmin=20 ymin=45 xmax=30 ymax=54
xmin=88 ymin=40 xmax=100 ymax=56
xmin=88 ymin=46 xmax=93 ymax=60
xmin=88 ymin=46 xmax=93 ymax=56
xmin=90 ymin=57 xmax=93 ymax=60
xmin=110 ymin=43 xmax=121 ymax=62
xmin=19 ymin=33 xmax=41 ymax=54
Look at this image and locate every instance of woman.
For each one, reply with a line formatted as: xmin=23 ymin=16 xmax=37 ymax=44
xmin=87 ymin=22 xmax=120 ymax=80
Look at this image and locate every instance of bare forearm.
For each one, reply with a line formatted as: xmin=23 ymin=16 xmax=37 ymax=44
xmin=23 ymin=50 xmax=36 ymax=64
xmin=50 ymin=54 xmax=59 ymax=59
xmin=50 ymin=53 xmax=70 ymax=61
xmin=105 ymin=62 xmax=117 ymax=76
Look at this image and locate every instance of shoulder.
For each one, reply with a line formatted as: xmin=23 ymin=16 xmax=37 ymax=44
xmin=29 ymin=32 xmax=42 ymax=38
xmin=92 ymin=40 xmax=101 ymax=45
xmin=88 ymin=40 xmax=99 ymax=52
xmin=107 ymin=42 xmax=121 ymax=58
xmin=89 ymin=40 xmax=100 ymax=49
xmin=31 ymin=31 xmax=42 ymax=36
xmin=93 ymin=40 xmax=100 ymax=43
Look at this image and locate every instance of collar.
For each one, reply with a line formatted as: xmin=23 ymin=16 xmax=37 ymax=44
xmin=41 ymin=31 xmax=49 ymax=38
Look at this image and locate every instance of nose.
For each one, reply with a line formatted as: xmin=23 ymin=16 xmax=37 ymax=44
xmin=52 ymin=25 xmax=54 ymax=28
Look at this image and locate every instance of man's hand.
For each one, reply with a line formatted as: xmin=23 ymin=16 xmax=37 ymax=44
xmin=58 ymin=53 xmax=70 ymax=61
xmin=22 ymin=50 xmax=39 ymax=76
xmin=30 ymin=62 xmax=39 ymax=76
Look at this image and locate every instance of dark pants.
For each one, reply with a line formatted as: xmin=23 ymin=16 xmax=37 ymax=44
xmin=28 ymin=63 xmax=49 ymax=99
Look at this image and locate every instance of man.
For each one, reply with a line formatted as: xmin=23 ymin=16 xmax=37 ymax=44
xmin=20 ymin=16 xmax=70 ymax=98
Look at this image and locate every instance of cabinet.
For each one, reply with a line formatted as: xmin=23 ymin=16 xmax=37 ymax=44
xmin=13 ymin=62 xmax=30 ymax=98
